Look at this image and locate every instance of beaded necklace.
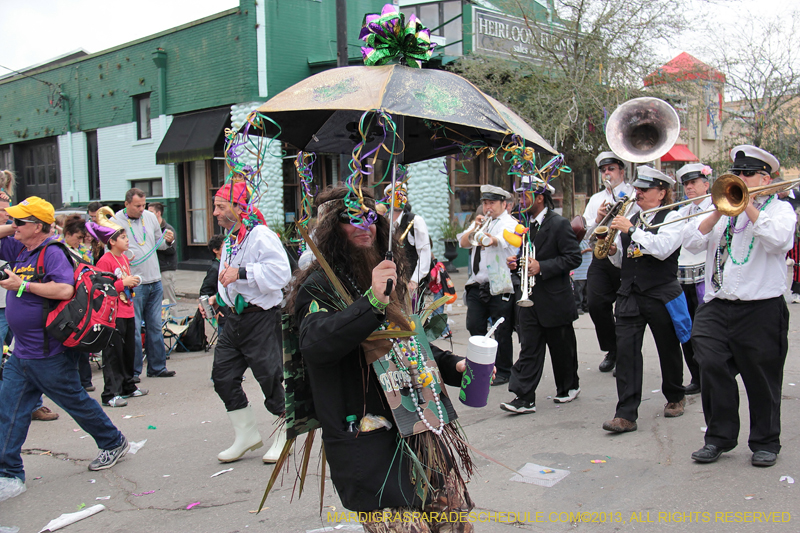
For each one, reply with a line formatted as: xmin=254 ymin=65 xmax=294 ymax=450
xmin=381 ymin=323 xmax=445 ymax=436
xmin=125 ymin=210 xmax=147 ymax=246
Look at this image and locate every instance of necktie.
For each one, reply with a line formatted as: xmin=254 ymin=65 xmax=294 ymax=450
xmin=472 ymin=246 xmax=482 ymax=276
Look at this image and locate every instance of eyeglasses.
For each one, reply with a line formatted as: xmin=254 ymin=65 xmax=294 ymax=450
xmin=731 ymin=169 xmax=766 ymax=178
xmin=13 ymin=218 xmax=39 ymax=226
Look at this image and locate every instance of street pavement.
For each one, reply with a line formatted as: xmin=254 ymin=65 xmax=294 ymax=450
xmin=1 ymin=268 xmax=799 ymax=533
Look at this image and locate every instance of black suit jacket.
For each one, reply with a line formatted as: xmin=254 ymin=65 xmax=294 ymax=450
xmin=524 ymin=209 xmax=582 ymax=327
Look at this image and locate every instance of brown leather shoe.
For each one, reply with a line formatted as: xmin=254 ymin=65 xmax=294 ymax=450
xmin=602 ymin=417 xmax=637 ymax=433
xmin=664 ymin=397 xmax=687 ymax=418
xmin=32 ymin=406 xmax=59 ymax=421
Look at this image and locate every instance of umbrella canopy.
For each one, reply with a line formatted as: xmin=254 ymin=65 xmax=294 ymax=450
xmin=257 ymin=65 xmax=556 ymax=164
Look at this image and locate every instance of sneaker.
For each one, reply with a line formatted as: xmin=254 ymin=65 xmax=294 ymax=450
xmin=132 ymin=375 xmax=141 ymax=383
xmin=32 ymin=406 xmax=59 ymax=421
xmin=124 ymin=389 xmax=149 ymax=398
xmin=88 ymin=436 xmax=129 ymax=471
xmin=554 ymin=388 xmax=581 ymax=403
xmin=107 ymin=396 xmax=128 ymax=407
xmin=0 ymin=476 xmax=26 ymax=502
xmin=500 ymin=397 xmax=536 ymax=414
xmin=792 ymin=293 xmax=800 ymax=304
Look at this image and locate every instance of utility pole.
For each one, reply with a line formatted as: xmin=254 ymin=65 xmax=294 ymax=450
xmin=336 ymin=0 xmax=348 ymax=183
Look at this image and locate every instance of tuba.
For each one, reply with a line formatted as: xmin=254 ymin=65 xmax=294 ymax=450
xmin=605 ymin=97 xmax=680 ymax=163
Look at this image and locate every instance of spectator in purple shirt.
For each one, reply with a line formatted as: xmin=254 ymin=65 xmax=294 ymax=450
xmin=0 ymin=196 xmax=129 ymax=503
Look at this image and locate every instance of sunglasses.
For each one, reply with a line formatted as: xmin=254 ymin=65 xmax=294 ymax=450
xmin=338 ymin=208 xmax=378 ymax=225
xmin=731 ymin=169 xmax=766 ymax=178
xmin=13 ymin=218 xmax=39 ymax=226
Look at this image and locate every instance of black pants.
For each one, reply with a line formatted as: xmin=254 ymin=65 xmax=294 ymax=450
xmin=692 ymin=297 xmax=788 ymax=453
xmin=614 ymin=293 xmax=684 ymax=421
xmin=587 ymin=257 xmax=621 ymax=354
xmin=212 ymin=307 xmax=285 ymax=414
xmin=101 ymin=317 xmax=138 ymax=403
xmin=78 ymin=352 xmax=93 ymax=388
xmin=465 ymin=284 xmax=514 ymax=379
xmin=680 ymin=283 xmax=701 ymax=385
xmin=509 ymin=306 xmax=579 ymax=403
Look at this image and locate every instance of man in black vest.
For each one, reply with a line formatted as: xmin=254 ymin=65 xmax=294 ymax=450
xmin=602 ymin=166 xmax=688 ymax=433
xmin=500 ymin=176 xmax=582 ymax=413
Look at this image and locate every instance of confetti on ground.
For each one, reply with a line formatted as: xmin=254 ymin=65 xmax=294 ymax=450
xmin=123 ymin=415 xmax=145 ymax=419
xmin=77 ymin=503 xmax=86 ymax=510
xmin=745 ymin=495 xmax=754 ymax=500
xmin=651 ymin=389 xmax=660 ymax=393
xmin=163 ymin=475 xmax=170 ymax=477
xmin=789 ymin=383 xmax=796 ymax=386
xmin=33 ymin=476 xmax=42 ymax=480
xmin=211 ymin=468 xmax=233 ymax=478
xmin=540 ymin=469 xmax=555 ymax=474
xmin=780 ymin=476 xmax=795 ymax=484
xmin=80 ymin=435 xmax=89 ymax=439
xmin=701 ymin=426 xmax=708 ymax=432
xmin=132 ymin=490 xmax=156 ymax=497
xmin=201 ymin=421 xmax=212 ymax=424
xmin=147 ymin=425 xmax=157 ymax=430
xmin=88 ymin=480 xmax=96 ymax=484
xmin=186 ymin=502 xmax=201 ymax=510
xmin=591 ymin=460 xmax=606 ymax=464
xmin=96 ymin=496 xmax=111 ymax=500
xmin=73 ymin=429 xmax=81 ymax=432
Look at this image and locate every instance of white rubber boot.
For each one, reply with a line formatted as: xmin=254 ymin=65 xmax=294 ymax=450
xmin=217 ymin=405 xmax=263 ymax=463
xmin=262 ymin=418 xmax=290 ymax=464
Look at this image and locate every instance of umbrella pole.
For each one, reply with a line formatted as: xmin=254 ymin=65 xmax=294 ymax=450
xmin=384 ymin=161 xmax=396 ymax=296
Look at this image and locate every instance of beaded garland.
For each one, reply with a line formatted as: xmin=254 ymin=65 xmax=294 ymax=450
xmin=125 ymin=211 xmax=147 ymax=246
xmin=382 ymin=323 xmax=445 ymax=436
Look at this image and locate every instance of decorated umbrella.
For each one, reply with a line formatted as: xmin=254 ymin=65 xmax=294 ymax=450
xmin=256 ymin=64 xmax=556 ymax=164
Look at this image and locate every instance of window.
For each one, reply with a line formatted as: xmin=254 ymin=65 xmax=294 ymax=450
xmin=86 ymin=131 xmax=100 ymax=199
xmin=182 ymin=159 xmax=225 ymax=246
xmin=130 ymin=178 xmax=162 ymax=197
xmin=134 ymin=94 xmax=151 ymax=140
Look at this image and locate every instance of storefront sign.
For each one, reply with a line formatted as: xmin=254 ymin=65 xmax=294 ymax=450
xmin=472 ymin=7 xmax=571 ymax=65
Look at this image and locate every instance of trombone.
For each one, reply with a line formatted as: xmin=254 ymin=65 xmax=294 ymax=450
xmin=638 ymin=173 xmax=800 ymax=229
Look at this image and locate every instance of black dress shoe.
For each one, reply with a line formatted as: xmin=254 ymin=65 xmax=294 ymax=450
xmin=599 ymin=353 xmax=616 ymax=373
xmin=491 ymin=375 xmax=509 ymax=386
xmin=691 ymin=444 xmax=733 ymax=463
xmin=751 ymin=450 xmax=777 ymax=467
xmin=684 ymin=382 xmax=701 ymax=395
xmin=132 ymin=376 xmax=141 ymax=384
xmin=148 ymin=369 xmax=176 ymax=378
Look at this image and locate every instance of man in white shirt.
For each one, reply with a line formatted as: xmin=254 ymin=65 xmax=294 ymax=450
xmin=458 ymin=185 xmax=519 ymax=385
xmin=683 ymin=146 xmax=795 ymax=467
xmin=583 ymin=152 xmax=638 ymax=374
xmin=676 ymin=164 xmax=713 ymax=396
xmin=602 ymin=167 xmax=688 ymax=433
xmin=203 ymin=182 xmax=292 ymax=465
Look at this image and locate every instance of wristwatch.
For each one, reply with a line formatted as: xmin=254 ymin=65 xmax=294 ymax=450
xmin=627 ymin=226 xmax=636 ymax=237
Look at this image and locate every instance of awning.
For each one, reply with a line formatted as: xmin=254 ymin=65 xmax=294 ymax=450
xmin=155 ymin=107 xmax=230 ymax=164
xmin=661 ymin=144 xmax=698 ymax=163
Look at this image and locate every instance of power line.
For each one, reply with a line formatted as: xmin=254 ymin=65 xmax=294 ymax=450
xmin=0 ymin=63 xmax=57 ymax=87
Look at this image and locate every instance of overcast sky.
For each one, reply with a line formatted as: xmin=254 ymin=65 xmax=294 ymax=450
xmin=0 ymin=0 xmax=788 ymax=75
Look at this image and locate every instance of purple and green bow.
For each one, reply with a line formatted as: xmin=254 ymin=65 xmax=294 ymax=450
xmin=360 ymin=4 xmax=436 ymax=68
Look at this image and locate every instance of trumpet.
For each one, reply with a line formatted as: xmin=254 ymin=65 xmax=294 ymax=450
xmin=639 ymin=174 xmax=800 ymax=229
xmin=467 ymin=217 xmax=493 ymax=247
xmin=517 ymin=234 xmax=535 ymax=307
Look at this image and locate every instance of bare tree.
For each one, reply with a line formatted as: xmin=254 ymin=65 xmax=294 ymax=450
xmin=701 ymin=10 xmax=800 ymax=169
xmin=450 ymin=0 xmax=690 ymax=215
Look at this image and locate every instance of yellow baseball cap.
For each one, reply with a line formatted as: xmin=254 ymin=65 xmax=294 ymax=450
xmin=6 ymin=196 xmax=56 ymax=224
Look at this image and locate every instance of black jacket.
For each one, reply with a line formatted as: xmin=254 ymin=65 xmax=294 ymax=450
xmin=518 ymin=210 xmax=582 ymax=327
xmin=295 ymin=270 xmax=464 ymax=512
xmin=156 ymin=221 xmax=177 ymax=272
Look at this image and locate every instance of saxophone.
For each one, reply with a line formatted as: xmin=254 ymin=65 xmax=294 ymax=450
xmin=593 ymin=196 xmax=636 ymax=260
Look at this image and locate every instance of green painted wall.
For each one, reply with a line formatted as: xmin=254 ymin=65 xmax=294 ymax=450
xmin=264 ymin=0 xmax=387 ymax=96
xmin=0 ymin=7 xmax=256 ymax=146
